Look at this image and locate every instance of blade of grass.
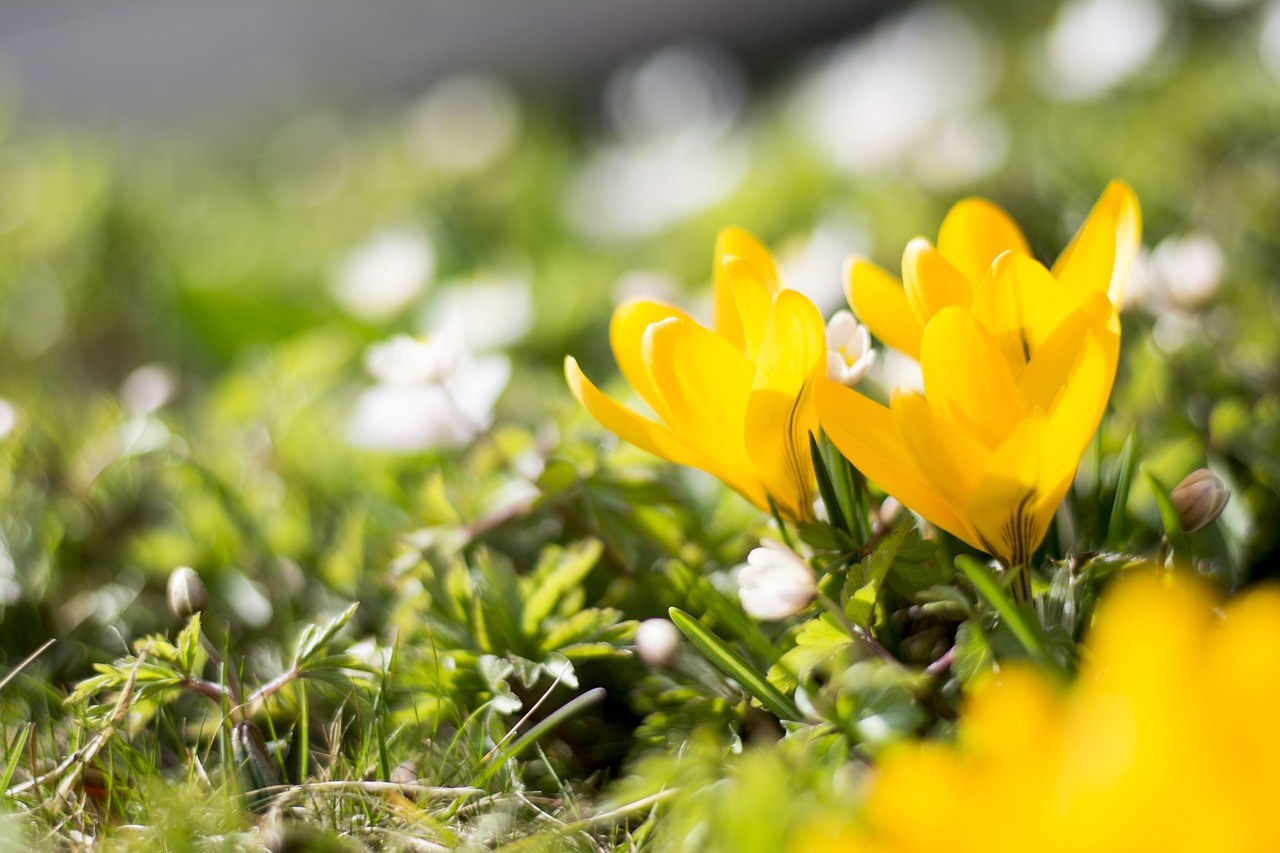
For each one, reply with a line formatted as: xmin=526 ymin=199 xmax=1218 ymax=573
xmin=1106 ymin=429 xmax=1138 ymax=546
xmin=1143 ymin=468 xmax=1191 ymax=561
xmin=809 ymin=432 xmax=849 ymax=536
xmin=668 ymin=608 xmax=801 ymax=721
xmin=474 ymin=687 xmax=606 ymax=787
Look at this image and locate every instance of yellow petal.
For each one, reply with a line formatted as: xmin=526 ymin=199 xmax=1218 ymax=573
xmin=970 ymin=252 xmax=1073 ymax=376
xmin=609 ymin=299 xmax=693 ymax=422
xmin=902 ymin=238 xmax=974 ymax=327
xmin=714 ymin=228 xmax=780 ymax=351
xmin=937 ymin=197 xmax=1032 ymax=285
xmin=892 ymin=390 xmax=988 ymax=526
xmin=845 ymin=257 xmax=922 ymax=359
xmin=642 ymin=316 xmax=758 ymax=486
xmin=1052 ymin=180 xmax=1142 ymax=306
xmin=918 ymin=307 xmax=1024 ymax=449
xmin=564 ymin=356 xmax=706 ymax=472
xmin=815 ymin=379 xmax=978 ymax=547
xmin=966 ymin=415 xmax=1058 ymax=566
xmin=721 ymin=256 xmax=774 ymax=361
xmin=1017 ymin=291 xmax=1119 ymax=419
xmin=744 ymin=290 xmax=825 ymax=520
xmin=566 ymin=356 xmax=767 ymax=509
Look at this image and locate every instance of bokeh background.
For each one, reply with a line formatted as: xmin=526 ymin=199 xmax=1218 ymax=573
xmin=2 ymin=0 xmax=1280 ymax=724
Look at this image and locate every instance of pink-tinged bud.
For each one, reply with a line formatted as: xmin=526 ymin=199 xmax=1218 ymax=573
xmin=1170 ymin=468 xmax=1230 ymax=533
xmin=737 ymin=539 xmax=817 ymax=621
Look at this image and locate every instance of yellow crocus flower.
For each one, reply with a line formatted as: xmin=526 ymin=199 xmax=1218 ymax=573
xmin=795 ymin=572 xmax=1280 ymax=853
xmin=815 ymin=184 xmax=1140 ymax=567
xmin=565 ymin=229 xmax=826 ymax=522
xmin=846 ymin=180 xmax=1140 ymax=360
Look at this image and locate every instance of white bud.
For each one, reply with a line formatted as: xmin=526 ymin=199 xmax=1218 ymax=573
xmin=634 ymin=618 xmax=682 ymax=668
xmin=737 ymin=539 xmax=817 ymax=621
xmin=167 ymin=566 xmax=208 ymax=619
xmin=824 ymin=310 xmax=876 ymax=386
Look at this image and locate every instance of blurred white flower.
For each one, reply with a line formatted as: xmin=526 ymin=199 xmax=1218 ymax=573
xmin=778 ymin=215 xmax=872 ymax=314
xmin=364 ymin=330 xmax=464 ymax=386
xmin=793 ymin=5 xmax=1001 ymax=176
xmin=1261 ymin=1 xmax=1280 ymax=80
xmin=1040 ymin=0 xmax=1168 ymax=100
xmin=908 ymin=111 xmax=1010 ymax=190
xmin=332 ymin=227 xmax=436 ymax=322
xmin=867 ymin=347 xmax=926 ymax=397
xmin=424 ymin=273 xmax=533 ymax=350
xmin=1127 ymin=232 xmax=1225 ymax=314
xmin=605 ymin=43 xmax=744 ymax=143
xmin=120 ymin=364 xmax=177 ymax=416
xmin=348 ymin=329 xmax=510 ymax=453
xmin=825 ymin=310 xmax=877 ymax=387
xmin=407 ymin=75 xmax=522 ymax=176
xmin=635 ymin=618 xmax=682 ymax=667
xmin=0 ymin=398 xmax=18 ymax=441
xmin=567 ymin=43 xmax=749 ymax=241
xmin=567 ymin=137 xmax=749 ymax=241
xmin=737 ymin=539 xmax=817 ymax=621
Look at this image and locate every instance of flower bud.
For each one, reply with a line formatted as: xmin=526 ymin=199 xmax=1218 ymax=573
xmin=1170 ymin=468 xmax=1230 ymax=533
xmin=167 ymin=566 xmax=208 ymax=619
xmin=824 ymin=310 xmax=876 ymax=387
xmin=634 ymin=618 xmax=682 ymax=668
xmin=737 ymin=539 xmax=817 ymax=621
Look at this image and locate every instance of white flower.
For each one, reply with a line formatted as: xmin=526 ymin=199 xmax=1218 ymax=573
xmin=120 ymin=364 xmax=177 ymax=416
xmin=825 ymin=309 xmax=876 ymax=387
xmin=1147 ymin=232 xmax=1224 ymax=311
xmin=347 ymin=328 xmax=511 ymax=452
xmin=792 ymin=6 xmax=1000 ymax=175
xmin=364 ymin=331 xmax=464 ymax=386
xmin=737 ymin=539 xmax=817 ymax=621
xmin=1039 ymin=0 xmax=1167 ymax=101
xmin=331 ymin=227 xmax=435 ymax=322
xmin=634 ymin=618 xmax=682 ymax=667
xmin=0 ymin=399 xmax=19 ymax=441
xmin=423 ymin=274 xmax=533 ymax=351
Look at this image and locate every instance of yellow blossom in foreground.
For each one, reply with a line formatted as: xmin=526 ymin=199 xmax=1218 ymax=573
xmin=565 ymin=229 xmax=826 ymax=521
xmin=796 ymin=571 xmax=1280 ymax=853
xmin=815 ymin=185 xmax=1140 ymax=566
xmin=845 ymin=180 xmax=1140 ymax=360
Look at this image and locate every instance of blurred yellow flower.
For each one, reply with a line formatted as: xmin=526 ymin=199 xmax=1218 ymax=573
xmin=796 ymin=571 xmax=1280 ymax=853
xmin=566 ymin=228 xmax=826 ymax=521
xmin=815 ymin=184 xmax=1140 ymax=568
xmin=844 ymin=180 xmax=1140 ymax=360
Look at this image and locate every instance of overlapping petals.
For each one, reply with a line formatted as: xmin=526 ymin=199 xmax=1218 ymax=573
xmin=566 ymin=229 xmax=827 ymax=521
xmin=846 ymin=180 xmax=1140 ymax=361
xmin=817 ymin=183 xmax=1138 ymax=566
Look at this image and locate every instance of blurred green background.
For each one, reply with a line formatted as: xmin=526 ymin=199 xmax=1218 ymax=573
xmin=1 ymin=0 xmax=1280 ymax=841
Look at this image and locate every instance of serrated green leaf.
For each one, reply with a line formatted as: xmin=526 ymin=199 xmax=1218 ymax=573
xmin=522 ymin=539 xmax=603 ymax=637
xmin=669 ymin=608 xmax=801 ymax=721
xmin=539 ymin=607 xmax=624 ymax=654
xmin=176 ymin=614 xmax=205 ymax=676
xmin=767 ymin=613 xmax=854 ymax=694
xmin=296 ymin=602 xmax=359 ymax=667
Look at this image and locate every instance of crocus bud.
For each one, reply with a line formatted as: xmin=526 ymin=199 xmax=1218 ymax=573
xmin=634 ymin=618 xmax=682 ymax=668
xmin=167 ymin=566 xmax=208 ymax=619
xmin=1171 ymin=468 xmax=1230 ymax=533
xmin=824 ymin=310 xmax=876 ymax=387
xmin=738 ymin=539 xmax=817 ymax=621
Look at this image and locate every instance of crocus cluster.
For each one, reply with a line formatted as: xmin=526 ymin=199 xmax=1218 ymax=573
xmin=795 ymin=571 xmax=1280 ymax=853
xmin=566 ymin=182 xmax=1140 ymax=575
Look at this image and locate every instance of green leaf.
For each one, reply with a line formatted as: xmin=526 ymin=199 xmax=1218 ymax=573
xmin=1142 ymin=467 xmax=1191 ymax=560
xmin=952 ymin=619 xmax=994 ymax=686
xmin=809 ymin=432 xmax=850 ymax=536
xmin=956 ymin=556 xmax=1059 ymax=675
xmin=522 ymin=539 xmax=603 ymax=637
xmin=176 ymin=613 xmax=206 ymax=676
xmin=844 ymin=521 xmax=937 ymax=627
xmin=767 ymin=613 xmax=854 ymax=694
xmin=1106 ymin=429 xmax=1138 ymax=546
xmin=669 ymin=608 xmax=802 ymax=721
xmin=295 ymin=603 xmax=359 ymax=668
xmin=795 ymin=521 xmax=855 ymax=552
